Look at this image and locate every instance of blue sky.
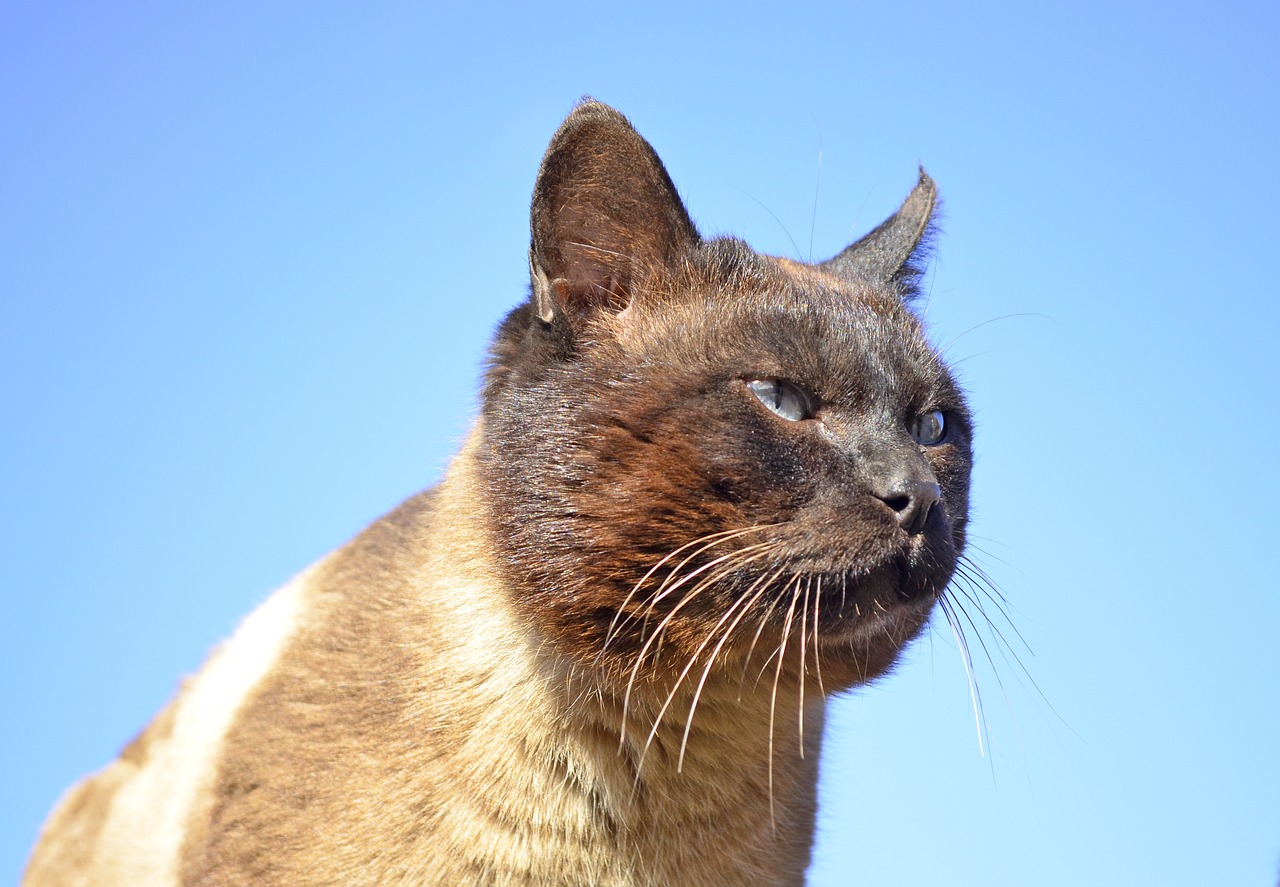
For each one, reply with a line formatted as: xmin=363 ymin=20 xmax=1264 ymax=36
xmin=3 ymin=2 xmax=1277 ymax=884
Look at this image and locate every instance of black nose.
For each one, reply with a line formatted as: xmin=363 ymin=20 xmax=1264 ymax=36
xmin=877 ymin=479 xmax=941 ymax=535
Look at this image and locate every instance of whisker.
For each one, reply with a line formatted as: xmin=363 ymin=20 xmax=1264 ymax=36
xmin=949 ymin=566 xmax=1049 ymax=709
xmin=949 ymin=574 xmax=1027 ymax=682
xmin=961 ymin=540 xmax=1022 ymax=575
xmin=634 ymin=542 xmax=777 ymax=656
xmin=955 ymin=558 xmax=1031 ymax=649
xmin=622 ymin=539 xmax=779 ymax=706
xmin=604 ymin=527 xmax=774 ymax=654
xmin=624 ymin=549 xmax=776 ymax=759
xmin=796 ymin=577 xmax=812 ymax=757
xmin=641 ymin=541 xmax=777 ymax=624
xmin=730 ymin=186 xmax=803 ymax=259
xmin=737 ymin=568 xmax=789 ymax=699
xmin=949 ymin=565 xmax=1071 ymax=732
xmin=808 ymin=136 xmax=822 ymax=263
xmin=944 ymin=587 xmax=1008 ymax=710
xmin=939 ymin=312 xmax=1055 ymax=356
xmin=674 ymin=572 xmax=780 ymax=771
xmin=767 ymin=574 xmax=805 ymax=827
xmin=936 ymin=593 xmax=987 ymax=757
xmin=811 ymin=574 xmax=825 ymax=697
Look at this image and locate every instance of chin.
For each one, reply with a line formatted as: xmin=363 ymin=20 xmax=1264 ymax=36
xmin=814 ymin=583 xmax=939 ymax=688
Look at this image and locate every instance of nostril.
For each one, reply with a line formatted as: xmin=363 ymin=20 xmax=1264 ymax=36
xmin=883 ymin=495 xmax=911 ymax=514
xmin=876 ymin=481 xmax=941 ymax=535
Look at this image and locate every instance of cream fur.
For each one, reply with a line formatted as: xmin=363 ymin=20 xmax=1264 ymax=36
xmin=380 ymin=435 xmax=825 ymax=885
xmin=25 ymin=564 xmax=315 ymax=886
xmin=26 ymin=430 xmax=827 ymax=886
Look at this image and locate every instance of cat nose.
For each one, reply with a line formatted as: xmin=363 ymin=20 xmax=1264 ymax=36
xmin=876 ymin=479 xmax=940 ymax=535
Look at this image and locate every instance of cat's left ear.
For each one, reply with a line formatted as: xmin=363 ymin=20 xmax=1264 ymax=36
xmin=820 ymin=168 xmax=938 ymax=302
xmin=528 ymin=100 xmax=700 ymax=326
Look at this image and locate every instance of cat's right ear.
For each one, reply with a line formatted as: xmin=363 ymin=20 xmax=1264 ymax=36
xmin=528 ymin=100 xmax=700 ymax=326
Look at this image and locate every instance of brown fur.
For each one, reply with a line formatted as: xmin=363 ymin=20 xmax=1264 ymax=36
xmin=25 ymin=101 xmax=972 ymax=886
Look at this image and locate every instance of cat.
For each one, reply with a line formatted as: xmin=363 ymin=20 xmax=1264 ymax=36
xmin=24 ymin=99 xmax=972 ymax=887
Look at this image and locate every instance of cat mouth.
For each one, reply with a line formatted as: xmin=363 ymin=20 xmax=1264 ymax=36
xmin=775 ymin=552 xmax=945 ymax=644
xmin=585 ymin=534 xmax=950 ymax=666
xmin=819 ymin=558 xmax=938 ymax=612
xmin=692 ymin=558 xmax=942 ymax=686
xmin=783 ymin=539 xmax=948 ymax=600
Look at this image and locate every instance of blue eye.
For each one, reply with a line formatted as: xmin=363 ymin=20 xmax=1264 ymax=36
xmin=748 ymin=379 xmax=811 ymax=422
xmin=911 ymin=410 xmax=947 ymax=445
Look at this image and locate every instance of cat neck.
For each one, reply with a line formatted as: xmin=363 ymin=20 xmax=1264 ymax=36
xmin=417 ymin=425 xmax=825 ymax=886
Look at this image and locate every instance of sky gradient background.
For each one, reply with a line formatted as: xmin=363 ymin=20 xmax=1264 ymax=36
xmin=4 ymin=3 xmax=1278 ymax=884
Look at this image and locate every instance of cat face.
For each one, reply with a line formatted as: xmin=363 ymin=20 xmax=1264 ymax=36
xmin=480 ymin=102 xmax=971 ymax=695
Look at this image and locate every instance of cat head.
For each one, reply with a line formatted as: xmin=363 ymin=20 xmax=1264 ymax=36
xmin=480 ymin=101 xmax=971 ymax=696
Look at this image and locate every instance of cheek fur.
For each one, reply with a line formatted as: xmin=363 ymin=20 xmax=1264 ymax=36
xmin=483 ymin=365 xmax=969 ymax=691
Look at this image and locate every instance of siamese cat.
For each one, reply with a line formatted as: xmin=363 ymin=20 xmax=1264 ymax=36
xmin=25 ymin=100 xmax=972 ymax=886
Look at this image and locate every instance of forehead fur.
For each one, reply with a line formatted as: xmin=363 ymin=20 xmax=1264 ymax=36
xmin=594 ymin=238 xmax=948 ymax=408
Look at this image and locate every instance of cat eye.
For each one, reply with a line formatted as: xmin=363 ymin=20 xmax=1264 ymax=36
xmin=911 ymin=410 xmax=947 ymax=446
xmin=747 ymin=379 xmax=812 ymax=422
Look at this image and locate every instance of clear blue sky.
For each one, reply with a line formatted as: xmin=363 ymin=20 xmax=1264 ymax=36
xmin=4 ymin=3 xmax=1277 ymax=884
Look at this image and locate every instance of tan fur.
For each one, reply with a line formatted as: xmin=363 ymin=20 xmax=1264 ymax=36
xmin=26 ymin=429 xmax=823 ymax=887
xmin=25 ymin=565 xmax=314 ymax=886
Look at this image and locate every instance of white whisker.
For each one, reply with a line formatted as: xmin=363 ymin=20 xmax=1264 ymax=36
xmin=767 ymin=573 xmax=804 ymax=827
xmin=674 ymin=569 xmax=779 ymax=771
